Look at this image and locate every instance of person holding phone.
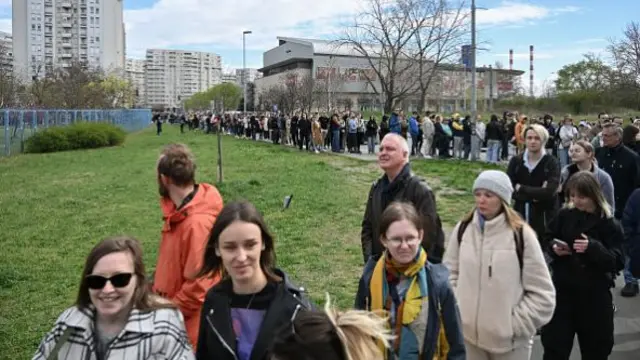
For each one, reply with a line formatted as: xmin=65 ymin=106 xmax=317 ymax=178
xmin=541 ymin=171 xmax=624 ymax=360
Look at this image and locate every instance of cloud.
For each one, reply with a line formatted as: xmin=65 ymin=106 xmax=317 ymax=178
xmin=476 ymin=1 xmax=579 ymax=26
xmin=0 ymin=18 xmax=10 ymax=33
xmin=123 ymin=0 xmax=362 ymax=59
xmin=122 ymin=0 xmax=581 ymax=63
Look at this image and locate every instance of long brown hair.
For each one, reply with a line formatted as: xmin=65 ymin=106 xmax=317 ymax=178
xmin=76 ymin=236 xmax=174 ymax=311
xmin=564 ymin=171 xmax=613 ymax=218
xmin=198 ymin=201 xmax=280 ymax=281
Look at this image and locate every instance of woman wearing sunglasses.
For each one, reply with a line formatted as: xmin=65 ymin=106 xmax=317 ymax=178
xmin=195 ymin=201 xmax=313 ymax=360
xmin=33 ymin=236 xmax=194 ymax=360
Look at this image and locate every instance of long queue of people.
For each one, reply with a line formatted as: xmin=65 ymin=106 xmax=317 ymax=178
xmin=33 ymin=121 xmax=640 ymax=360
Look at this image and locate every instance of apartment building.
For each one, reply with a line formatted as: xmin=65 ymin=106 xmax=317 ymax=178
xmin=144 ymin=49 xmax=222 ymax=109
xmin=235 ymin=68 xmax=262 ymax=86
xmin=12 ymin=0 xmax=125 ymax=80
xmin=0 ymin=31 xmax=12 ymax=73
xmin=221 ymin=73 xmax=237 ymax=84
xmin=125 ymin=58 xmax=145 ymax=107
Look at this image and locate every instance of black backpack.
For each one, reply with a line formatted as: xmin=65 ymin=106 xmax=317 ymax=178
xmin=457 ymin=219 xmax=525 ymax=273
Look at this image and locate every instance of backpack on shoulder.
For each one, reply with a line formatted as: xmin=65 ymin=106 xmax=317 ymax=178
xmin=456 ymin=219 xmax=525 ymax=273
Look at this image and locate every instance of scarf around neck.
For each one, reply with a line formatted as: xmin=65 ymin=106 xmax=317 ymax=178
xmin=370 ymin=248 xmax=428 ymax=358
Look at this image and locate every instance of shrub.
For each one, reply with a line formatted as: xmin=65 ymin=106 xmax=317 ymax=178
xmin=25 ymin=122 xmax=126 ymax=154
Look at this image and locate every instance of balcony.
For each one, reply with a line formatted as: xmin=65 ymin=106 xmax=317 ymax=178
xmin=61 ymin=42 xmax=72 ymax=48
xmin=61 ymin=22 xmax=72 ymax=28
xmin=60 ymin=53 xmax=73 ymax=58
xmin=61 ymin=2 xmax=72 ymax=8
xmin=60 ymin=32 xmax=72 ymax=38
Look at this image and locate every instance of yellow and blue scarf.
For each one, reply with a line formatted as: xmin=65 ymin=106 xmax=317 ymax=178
xmin=370 ymin=248 xmax=428 ymax=358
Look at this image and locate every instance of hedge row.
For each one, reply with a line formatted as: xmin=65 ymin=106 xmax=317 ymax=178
xmin=25 ymin=122 xmax=126 ymax=154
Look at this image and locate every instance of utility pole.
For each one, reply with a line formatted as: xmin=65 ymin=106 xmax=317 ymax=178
xmin=471 ymin=0 xmax=478 ymax=121
xmin=243 ymin=30 xmax=252 ymax=114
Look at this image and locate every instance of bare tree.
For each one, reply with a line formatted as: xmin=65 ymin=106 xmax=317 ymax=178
xmin=298 ymin=74 xmax=318 ymax=115
xmin=341 ymin=0 xmax=425 ymax=113
xmin=0 ymin=42 xmax=21 ymax=108
xmin=609 ymin=22 xmax=640 ymax=84
xmin=412 ymin=0 xmax=469 ymax=112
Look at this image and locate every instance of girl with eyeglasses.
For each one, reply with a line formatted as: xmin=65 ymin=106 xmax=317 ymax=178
xmin=195 ymin=201 xmax=313 ymax=360
xmin=355 ymin=201 xmax=466 ymax=360
xmin=33 ymin=236 xmax=194 ymax=360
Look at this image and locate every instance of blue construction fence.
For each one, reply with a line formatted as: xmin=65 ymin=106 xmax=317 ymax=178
xmin=1 ymin=109 xmax=153 ymax=157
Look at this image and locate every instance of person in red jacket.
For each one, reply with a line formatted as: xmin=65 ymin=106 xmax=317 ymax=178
xmin=153 ymin=143 xmax=223 ymax=348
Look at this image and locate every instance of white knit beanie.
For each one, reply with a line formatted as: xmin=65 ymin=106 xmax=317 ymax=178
xmin=472 ymin=170 xmax=513 ymax=204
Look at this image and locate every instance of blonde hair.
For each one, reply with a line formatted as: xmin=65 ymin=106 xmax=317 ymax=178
xmin=269 ymin=294 xmax=392 ymax=360
xmin=462 ymin=201 xmax=525 ymax=231
xmin=523 ymin=124 xmax=550 ymax=147
xmin=324 ymin=295 xmax=392 ymax=360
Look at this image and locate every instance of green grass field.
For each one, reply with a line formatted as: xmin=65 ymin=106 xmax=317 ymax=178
xmin=0 ymin=125 xmax=497 ymax=358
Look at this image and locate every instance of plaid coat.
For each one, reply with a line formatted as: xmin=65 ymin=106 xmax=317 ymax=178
xmin=33 ymin=306 xmax=194 ymax=360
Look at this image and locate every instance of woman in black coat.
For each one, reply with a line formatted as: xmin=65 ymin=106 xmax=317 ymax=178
xmin=196 ymin=201 xmax=313 ymax=360
xmin=541 ymin=171 xmax=624 ymax=360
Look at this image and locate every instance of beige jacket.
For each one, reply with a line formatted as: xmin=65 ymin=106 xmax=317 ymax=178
xmin=443 ymin=212 xmax=555 ymax=354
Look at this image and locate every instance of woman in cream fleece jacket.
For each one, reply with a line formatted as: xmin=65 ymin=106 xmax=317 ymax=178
xmin=444 ymin=170 xmax=556 ymax=360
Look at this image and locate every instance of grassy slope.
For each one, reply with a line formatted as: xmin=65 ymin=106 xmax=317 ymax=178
xmin=0 ymin=125 xmax=497 ymax=359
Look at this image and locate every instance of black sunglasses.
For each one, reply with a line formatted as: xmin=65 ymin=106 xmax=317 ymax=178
xmin=86 ymin=273 xmax=133 ymax=290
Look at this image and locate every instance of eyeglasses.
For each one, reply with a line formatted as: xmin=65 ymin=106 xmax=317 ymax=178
xmin=386 ymin=237 xmax=421 ymax=246
xmin=86 ymin=273 xmax=133 ymax=290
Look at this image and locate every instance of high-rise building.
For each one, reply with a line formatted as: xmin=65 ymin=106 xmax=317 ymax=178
xmin=125 ymin=58 xmax=145 ymax=107
xmin=0 ymin=31 xmax=13 ymax=73
xmin=12 ymin=0 xmax=126 ymax=80
xmin=144 ymin=49 xmax=222 ymax=109
xmin=235 ymin=68 xmax=261 ymax=86
xmin=221 ymin=73 xmax=237 ymax=84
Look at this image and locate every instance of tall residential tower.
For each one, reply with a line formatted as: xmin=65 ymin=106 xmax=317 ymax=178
xmin=12 ymin=0 xmax=125 ymax=80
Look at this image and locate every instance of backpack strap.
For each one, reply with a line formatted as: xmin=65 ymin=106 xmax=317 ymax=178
xmin=47 ymin=327 xmax=73 ymax=360
xmin=456 ymin=219 xmax=471 ymax=246
xmin=514 ymin=226 xmax=525 ymax=273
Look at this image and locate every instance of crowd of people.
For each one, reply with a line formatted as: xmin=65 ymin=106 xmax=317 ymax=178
xmin=35 ymin=107 xmax=640 ymax=359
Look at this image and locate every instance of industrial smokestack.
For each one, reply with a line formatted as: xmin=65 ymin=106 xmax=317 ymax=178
xmin=529 ymin=45 xmax=534 ymax=97
xmin=509 ymin=49 xmax=513 ymax=71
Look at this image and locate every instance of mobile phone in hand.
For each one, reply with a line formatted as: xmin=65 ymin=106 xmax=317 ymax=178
xmin=553 ymin=239 xmax=569 ymax=248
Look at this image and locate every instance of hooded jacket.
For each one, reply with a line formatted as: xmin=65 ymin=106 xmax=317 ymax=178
xmin=444 ymin=212 xmax=555 ymax=354
xmin=153 ymin=183 xmax=224 ymax=348
xmin=195 ymin=269 xmax=312 ymax=360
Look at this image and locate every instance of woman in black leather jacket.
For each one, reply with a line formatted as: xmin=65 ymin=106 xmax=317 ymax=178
xmin=195 ymin=201 xmax=313 ymax=360
xmin=541 ymin=171 xmax=624 ymax=360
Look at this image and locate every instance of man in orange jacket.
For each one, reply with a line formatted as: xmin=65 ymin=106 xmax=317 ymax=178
xmin=153 ymin=143 xmax=223 ymax=348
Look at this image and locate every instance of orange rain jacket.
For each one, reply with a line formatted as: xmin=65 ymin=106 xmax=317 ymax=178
xmin=152 ymin=183 xmax=223 ymax=349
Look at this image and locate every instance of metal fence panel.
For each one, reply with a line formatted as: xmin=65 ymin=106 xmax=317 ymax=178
xmin=1 ymin=108 xmax=152 ymax=157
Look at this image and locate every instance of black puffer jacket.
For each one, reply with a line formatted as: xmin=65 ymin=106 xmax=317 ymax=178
xmin=196 ymin=269 xmax=312 ymax=360
xmin=361 ymin=163 xmax=445 ymax=264
xmin=545 ymin=208 xmax=624 ymax=291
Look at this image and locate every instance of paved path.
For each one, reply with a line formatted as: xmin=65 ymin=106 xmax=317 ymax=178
xmin=531 ymin=276 xmax=640 ymax=359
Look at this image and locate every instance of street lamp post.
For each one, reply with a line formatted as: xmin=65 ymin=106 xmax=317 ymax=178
xmin=243 ymin=31 xmax=252 ymax=114
xmin=471 ymin=0 xmax=477 ymax=121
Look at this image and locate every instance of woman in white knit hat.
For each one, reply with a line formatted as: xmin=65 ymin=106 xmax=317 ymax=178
xmin=443 ymin=170 xmax=556 ymax=360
